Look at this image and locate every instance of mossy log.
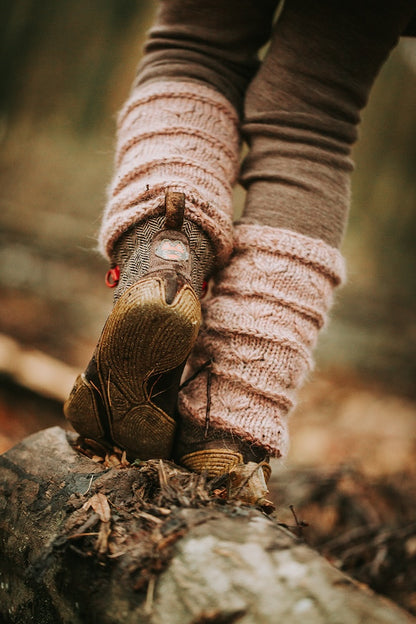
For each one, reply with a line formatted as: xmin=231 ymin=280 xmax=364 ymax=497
xmin=0 ymin=427 xmax=414 ymax=624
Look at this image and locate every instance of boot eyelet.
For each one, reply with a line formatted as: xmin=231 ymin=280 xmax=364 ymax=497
xmin=105 ymin=266 xmax=120 ymax=288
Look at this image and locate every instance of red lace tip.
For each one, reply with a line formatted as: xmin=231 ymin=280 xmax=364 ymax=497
xmin=201 ymin=280 xmax=208 ymax=298
xmin=105 ymin=265 xmax=120 ymax=288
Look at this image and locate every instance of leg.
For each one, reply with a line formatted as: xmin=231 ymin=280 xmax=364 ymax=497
xmin=241 ymin=0 xmax=415 ymax=246
xmin=176 ymin=0 xmax=415 ymax=495
xmin=135 ymin=0 xmax=279 ymax=113
xmin=99 ymin=0 xmax=280 ymax=268
xmin=64 ymin=0 xmax=279 ymax=460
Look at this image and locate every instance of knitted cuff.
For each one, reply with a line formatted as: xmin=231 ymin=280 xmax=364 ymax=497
xmin=178 ymin=224 xmax=345 ymax=458
xmin=98 ymin=80 xmax=240 ymax=266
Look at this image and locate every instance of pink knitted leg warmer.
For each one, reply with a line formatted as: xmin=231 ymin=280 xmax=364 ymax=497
xmin=177 ymin=223 xmax=345 ymax=471
xmin=98 ymin=80 xmax=240 ymax=265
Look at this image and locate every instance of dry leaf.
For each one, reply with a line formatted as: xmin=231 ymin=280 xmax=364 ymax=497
xmin=121 ymin=450 xmax=129 ymax=467
xmin=104 ymin=453 xmax=121 ymax=468
xmin=83 ymin=493 xmax=111 ymax=523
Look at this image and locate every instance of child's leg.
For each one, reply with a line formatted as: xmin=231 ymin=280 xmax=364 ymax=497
xmin=135 ymin=0 xmax=279 ymax=113
xmin=241 ymin=0 xmax=415 ymax=246
xmin=99 ymin=0 xmax=280 ymax=263
xmin=177 ymin=0 xmax=414 ymax=484
xmin=65 ymin=0 xmax=279 ymax=459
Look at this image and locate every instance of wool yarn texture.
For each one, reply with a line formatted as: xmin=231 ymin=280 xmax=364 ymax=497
xmin=99 ymin=80 xmax=240 ymax=266
xmin=178 ymin=223 xmax=346 ymax=458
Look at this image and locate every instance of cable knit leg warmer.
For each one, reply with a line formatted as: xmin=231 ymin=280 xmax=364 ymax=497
xmin=98 ymin=80 xmax=240 ymax=266
xmin=176 ymin=223 xmax=345 ymax=473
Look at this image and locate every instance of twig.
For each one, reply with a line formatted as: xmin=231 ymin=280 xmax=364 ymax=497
xmin=81 ymin=475 xmax=94 ymax=496
xmin=68 ymin=532 xmax=100 ymax=540
xmin=145 ymin=576 xmax=156 ymax=614
xmin=204 ymin=365 xmax=213 ymax=438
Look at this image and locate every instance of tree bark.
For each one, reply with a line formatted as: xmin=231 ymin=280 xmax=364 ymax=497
xmin=0 ymin=426 xmax=414 ymax=624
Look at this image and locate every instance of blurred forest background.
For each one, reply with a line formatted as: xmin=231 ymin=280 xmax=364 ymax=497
xmin=0 ymin=0 xmax=415 ymax=470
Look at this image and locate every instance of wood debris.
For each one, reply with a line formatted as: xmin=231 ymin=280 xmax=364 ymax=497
xmin=83 ymin=493 xmax=111 ymax=523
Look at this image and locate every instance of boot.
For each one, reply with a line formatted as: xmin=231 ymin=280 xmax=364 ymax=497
xmin=64 ymin=191 xmax=213 ymax=460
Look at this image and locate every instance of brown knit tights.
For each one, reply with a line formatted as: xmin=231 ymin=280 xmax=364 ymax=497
xmin=137 ymin=0 xmax=414 ymax=247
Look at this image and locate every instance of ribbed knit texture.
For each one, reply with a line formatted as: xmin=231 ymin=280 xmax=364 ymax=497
xmin=178 ymin=223 xmax=345 ymax=457
xmin=99 ymin=81 xmax=240 ymax=266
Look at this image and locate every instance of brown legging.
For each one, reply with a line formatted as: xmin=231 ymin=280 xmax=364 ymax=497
xmin=135 ymin=0 xmax=414 ymax=247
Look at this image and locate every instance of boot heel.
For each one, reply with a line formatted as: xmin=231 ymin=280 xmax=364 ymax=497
xmin=66 ymin=275 xmax=201 ymax=460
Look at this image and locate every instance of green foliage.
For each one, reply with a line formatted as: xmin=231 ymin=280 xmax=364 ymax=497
xmin=0 ymin=0 xmax=152 ymax=133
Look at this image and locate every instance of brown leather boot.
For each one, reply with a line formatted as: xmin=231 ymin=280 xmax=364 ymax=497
xmin=64 ymin=191 xmax=214 ymax=460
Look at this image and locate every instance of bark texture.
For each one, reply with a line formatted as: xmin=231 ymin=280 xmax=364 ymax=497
xmin=0 ymin=426 xmax=414 ymax=624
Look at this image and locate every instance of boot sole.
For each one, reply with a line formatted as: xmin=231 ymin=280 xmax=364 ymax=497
xmin=65 ymin=275 xmax=201 ymax=459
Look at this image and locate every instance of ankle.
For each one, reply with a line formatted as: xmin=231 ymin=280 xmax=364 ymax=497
xmin=109 ymin=192 xmax=215 ymax=301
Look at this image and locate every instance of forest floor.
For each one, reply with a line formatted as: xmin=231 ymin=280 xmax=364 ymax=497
xmin=1 ymin=362 xmax=415 ymax=616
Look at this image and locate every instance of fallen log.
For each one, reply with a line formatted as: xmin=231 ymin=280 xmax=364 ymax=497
xmin=0 ymin=426 xmax=414 ymax=624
